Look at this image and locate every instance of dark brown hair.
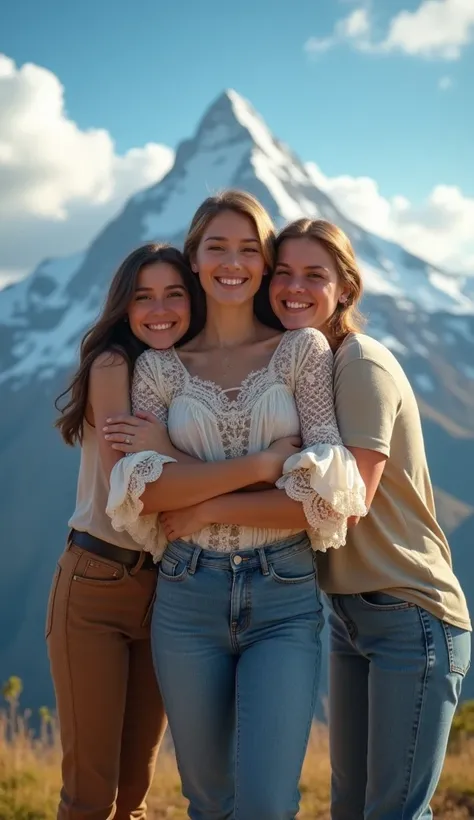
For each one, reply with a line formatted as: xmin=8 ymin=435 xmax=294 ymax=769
xmin=275 ymin=219 xmax=365 ymax=342
xmin=183 ymin=190 xmax=283 ymax=330
xmin=55 ymin=243 xmax=205 ymax=446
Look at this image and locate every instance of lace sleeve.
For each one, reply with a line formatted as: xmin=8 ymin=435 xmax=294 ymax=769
xmin=276 ymin=329 xmax=366 ymax=551
xmin=106 ymin=350 xmax=176 ymax=560
xmin=131 ymin=350 xmax=169 ymax=424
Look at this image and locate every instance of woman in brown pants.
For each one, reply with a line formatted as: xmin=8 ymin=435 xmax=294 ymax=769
xmin=47 ymin=244 xmax=204 ymax=820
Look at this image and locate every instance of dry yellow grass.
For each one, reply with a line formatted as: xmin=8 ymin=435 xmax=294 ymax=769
xmin=0 ymin=711 xmax=473 ymax=819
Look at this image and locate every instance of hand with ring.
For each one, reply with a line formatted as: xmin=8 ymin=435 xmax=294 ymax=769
xmin=103 ymin=411 xmax=173 ymax=455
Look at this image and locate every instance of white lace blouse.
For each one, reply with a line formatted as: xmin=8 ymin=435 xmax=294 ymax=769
xmin=107 ymin=328 xmax=366 ymax=560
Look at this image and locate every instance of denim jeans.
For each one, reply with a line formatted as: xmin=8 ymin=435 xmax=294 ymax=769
xmin=151 ymin=533 xmax=323 ymax=820
xmin=326 ymin=592 xmax=471 ymax=820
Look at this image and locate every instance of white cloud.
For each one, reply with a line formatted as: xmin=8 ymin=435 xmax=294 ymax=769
xmin=306 ymin=162 xmax=474 ymax=275
xmin=0 ymin=54 xmax=174 ymax=282
xmin=438 ymin=74 xmax=454 ymax=89
xmin=304 ymin=0 xmax=474 ymax=60
xmin=304 ymin=36 xmax=335 ymax=55
xmin=305 ymin=8 xmax=371 ymax=55
xmin=382 ymin=0 xmax=474 ymax=59
xmin=338 ymin=7 xmax=370 ymax=38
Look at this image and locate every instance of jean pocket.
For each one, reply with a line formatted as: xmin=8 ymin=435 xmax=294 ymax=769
xmin=357 ymin=592 xmax=415 ymax=611
xmin=72 ymin=552 xmax=127 ymax=587
xmin=158 ymin=553 xmax=189 ymax=582
xmin=442 ymin=622 xmax=472 ymax=677
xmin=45 ymin=564 xmax=62 ymax=639
xmin=269 ymin=549 xmax=316 ymax=585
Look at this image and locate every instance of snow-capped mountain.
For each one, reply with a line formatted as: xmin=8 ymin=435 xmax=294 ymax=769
xmin=1 ymin=89 xmax=473 ymax=710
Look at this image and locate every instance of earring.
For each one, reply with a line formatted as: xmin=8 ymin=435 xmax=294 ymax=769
xmin=339 ymin=295 xmax=348 ymax=304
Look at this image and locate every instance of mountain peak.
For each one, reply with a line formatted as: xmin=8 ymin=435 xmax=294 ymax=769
xmin=196 ymin=88 xmax=286 ymax=165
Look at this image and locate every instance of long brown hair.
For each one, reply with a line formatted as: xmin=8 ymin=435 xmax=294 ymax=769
xmin=55 ymin=243 xmax=205 ymax=446
xmin=183 ymin=190 xmax=282 ymax=330
xmin=275 ymin=219 xmax=365 ymax=342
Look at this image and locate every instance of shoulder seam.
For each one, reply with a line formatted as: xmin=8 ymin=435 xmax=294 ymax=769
xmin=337 ymin=358 xmax=403 ymax=406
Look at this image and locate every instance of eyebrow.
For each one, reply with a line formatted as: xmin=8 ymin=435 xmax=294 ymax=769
xmin=204 ymin=235 xmax=260 ymax=243
xmin=276 ymin=262 xmax=330 ymax=272
xmin=135 ymin=284 xmax=187 ymax=292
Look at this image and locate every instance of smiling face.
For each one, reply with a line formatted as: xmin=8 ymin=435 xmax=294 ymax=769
xmin=270 ymin=237 xmax=348 ymax=333
xmin=127 ymin=261 xmax=191 ymax=349
xmin=191 ymin=210 xmax=266 ymax=307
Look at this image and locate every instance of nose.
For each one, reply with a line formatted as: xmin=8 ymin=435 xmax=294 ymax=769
xmin=222 ymin=252 xmax=242 ymax=271
xmin=287 ymin=278 xmax=306 ymax=293
xmin=147 ymin=298 xmax=167 ymax=315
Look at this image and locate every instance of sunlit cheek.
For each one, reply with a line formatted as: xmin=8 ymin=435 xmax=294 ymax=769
xmin=127 ymin=307 xmax=141 ymax=327
xmin=199 ymin=251 xmax=218 ymax=270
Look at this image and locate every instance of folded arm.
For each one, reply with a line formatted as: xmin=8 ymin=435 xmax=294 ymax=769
xmin=159 ymin=489 xmax=308 ymax=541
xmin=105 ymin=350 xmax=300 ymax=552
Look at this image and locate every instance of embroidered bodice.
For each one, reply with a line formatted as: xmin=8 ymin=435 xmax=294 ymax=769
xmin=107 ymin=328 xmax=366 ymax=559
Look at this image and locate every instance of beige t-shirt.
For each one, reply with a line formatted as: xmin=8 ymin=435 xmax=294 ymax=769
xmin=317 ymin=333 xmax=471 ymax=631
xmin=69 ymin=420 xmax=142 ymax=552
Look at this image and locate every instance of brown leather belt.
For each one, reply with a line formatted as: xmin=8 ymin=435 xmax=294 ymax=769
xmin=70 ymin=529 xmax=156 ymax=570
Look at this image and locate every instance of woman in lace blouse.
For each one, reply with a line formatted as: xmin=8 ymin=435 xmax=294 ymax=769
xmin=107 ymin=191 xmax=365 ymax=820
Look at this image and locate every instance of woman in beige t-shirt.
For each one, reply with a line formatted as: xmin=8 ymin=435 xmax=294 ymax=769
xmin=269 ymin=219 xmax=471 ymax=820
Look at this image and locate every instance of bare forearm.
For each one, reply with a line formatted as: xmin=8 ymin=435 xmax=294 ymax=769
xmin=141 ymin=453 xmax=272 ymax=514
xmin=202 ymin=490 xmax=308 ymax=530
xmin=170 ymin=446 xmax=200 ymax=466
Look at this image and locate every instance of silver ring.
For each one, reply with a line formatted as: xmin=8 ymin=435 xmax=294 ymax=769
xmin=126 ymin=436 xmax=131 ymax=445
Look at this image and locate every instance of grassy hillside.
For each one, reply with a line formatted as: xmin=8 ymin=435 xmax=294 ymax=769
xmin=1 ymin=699 xmax=473 ymax=819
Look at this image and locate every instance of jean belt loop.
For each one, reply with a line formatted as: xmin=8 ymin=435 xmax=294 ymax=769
xmin=257 ymin=547 xmax=270 ymax=576
xmin=129 ymin=550 xmax=146 ymax=576
xmin=188 ymin=546 xmax=202 ymax=576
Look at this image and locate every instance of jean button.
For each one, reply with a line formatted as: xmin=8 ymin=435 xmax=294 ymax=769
xmin=233 ymin=555 xmax=242 ymax=565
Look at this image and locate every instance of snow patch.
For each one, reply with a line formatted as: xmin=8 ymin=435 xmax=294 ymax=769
xmin=1 ymin=297 xmax=99 ymax=386
xmin=379 ymin=335 xmax=408 ymax=355
xmin=414 ymin=373 xmax=435 ymax=392
xmin=359 ymin=262 xmax=401 ymax=297
xmin=408 ymin=340 xmax=429 ymax=357
xmin=141 ymin=141 xmax=251 ymax=238
xmin=0 ymin=252 xmax=85 ymax=328
xmin=227 ymin=90 xmax=285 ymax=166
xmin=443 ymin=317 xmax=474 ymax=343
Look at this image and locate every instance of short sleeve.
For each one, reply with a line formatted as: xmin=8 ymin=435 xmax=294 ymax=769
xmin=275 ymin=329 xmax=366 ymax=551
xmin=334 ymin=359 xmax=401 ymax=457
xmin=106 ymin=350 xmax=176 ymax=559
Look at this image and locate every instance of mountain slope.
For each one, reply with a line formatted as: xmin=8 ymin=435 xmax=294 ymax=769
xmin=0 ymin=89 xmax=472 ymax=709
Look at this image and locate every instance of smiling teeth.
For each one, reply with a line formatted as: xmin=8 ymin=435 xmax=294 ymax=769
xmin=217 ymin=278 xmax=246 ymax=286
xmin=148 ymin=323 xmax=173 ymax=330
xmin=285 ymin=301 xmax=311 ymax=309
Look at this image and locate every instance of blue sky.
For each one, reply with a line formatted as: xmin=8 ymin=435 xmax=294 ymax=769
xmin=1 ymin=0 xmax=474 ymax=281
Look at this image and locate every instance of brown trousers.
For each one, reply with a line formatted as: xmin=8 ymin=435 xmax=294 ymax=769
xmin=46 ymin=541 xmax=167 ymax=820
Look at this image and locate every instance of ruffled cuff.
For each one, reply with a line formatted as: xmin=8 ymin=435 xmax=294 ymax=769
xmin=106 ymin=450 xmax=176 ymax=561
xmin=275 ymin=444 xmax=367 ymax=551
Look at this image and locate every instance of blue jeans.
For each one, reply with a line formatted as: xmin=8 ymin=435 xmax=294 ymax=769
xmin=326 ymin=592 xmax=471 ymax=820
xmin=151 ymin=534 xmax=323 ymax=820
